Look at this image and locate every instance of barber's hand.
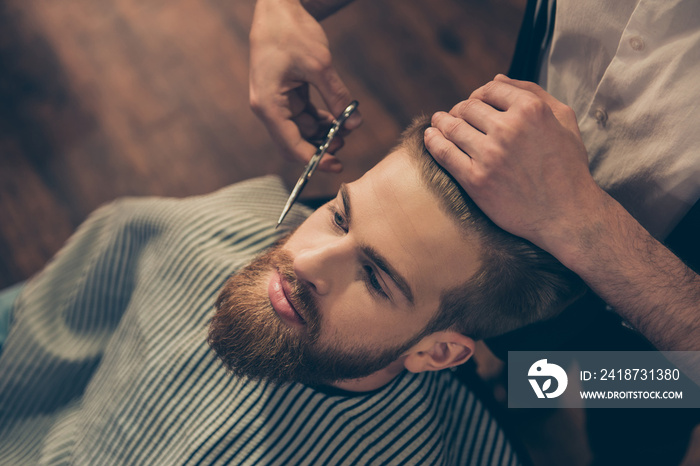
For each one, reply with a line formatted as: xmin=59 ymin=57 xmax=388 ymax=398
xmin=249 ymin=0 xmax=362 ymax=172
xmin=424 ymin=75 xmax=606 ymax=254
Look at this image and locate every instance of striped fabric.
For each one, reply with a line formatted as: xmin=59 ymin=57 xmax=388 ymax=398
xmin=0 ymin=176 xmax=520 ymax=465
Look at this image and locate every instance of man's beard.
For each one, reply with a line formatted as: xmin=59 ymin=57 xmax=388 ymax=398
xmin=208 ymin=237 xmax=418 ymax=387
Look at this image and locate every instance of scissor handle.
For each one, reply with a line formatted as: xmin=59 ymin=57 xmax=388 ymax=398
xmin=336 ymin=100 xmax=359 ymax=126
xmin=317 ymin=100 xmax=359 ymax=156
xmin=306 ymin=100 xmax=359 ymax=177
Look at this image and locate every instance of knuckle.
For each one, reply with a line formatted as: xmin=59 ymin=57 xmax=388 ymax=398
xmin=442 ymin=119 xmax=463 ymax=139
xmin=469 ymin=168 xmax=489 ymax=189
xmin=249 ymin=94 xmax=263 ymax=115
xmin=306 ymin=50 xmax=333 ymax=76
xmin=490 ymin=118 xmax=517 ymax=145
xmin=474 ymin=80 xmax=498 ymax=99
xmin=560 ymin=105 xmax=576 ymax=120
xmin=451 ymin=98 xmax=478 ymax=116
xmin=518 ymin=96 xmax=548 ymax=117
xmin=482 ymin=139 xmax=506 ymax=162
xmin=249 ymin=90 xmax=276 ymax=119
xmin=491 ymin=117 xmax=511 ymax=135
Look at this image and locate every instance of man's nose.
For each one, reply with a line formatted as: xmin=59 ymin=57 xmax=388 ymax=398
xmin=293 ymin=240 xmax=351 ymax=296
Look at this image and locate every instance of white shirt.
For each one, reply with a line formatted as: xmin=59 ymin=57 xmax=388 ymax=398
xmin=540 ymin=0 xmax=700 ymax=239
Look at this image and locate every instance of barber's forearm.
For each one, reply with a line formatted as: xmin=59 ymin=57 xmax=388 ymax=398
xmin=301 ymin=0 xmax=356 ymax=20
xmin=556 ymin=192 xmax=700 ymax=351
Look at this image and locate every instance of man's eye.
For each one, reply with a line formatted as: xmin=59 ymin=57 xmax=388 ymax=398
xmin=334 ymin=211 xmax=345 ymax=227
xmin=328 ymin=206 xmax=348 ymax=232
xmin=364 ymin=265 xmax=388 ymax=298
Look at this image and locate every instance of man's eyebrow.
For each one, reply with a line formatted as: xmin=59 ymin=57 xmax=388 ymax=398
xmin=340 ymin=183 xmax=352 ymax=224
xmin=363 ymin=246 xmax=415 ymax=305
xmin=340 ymin=184 xmax=415 ymax=305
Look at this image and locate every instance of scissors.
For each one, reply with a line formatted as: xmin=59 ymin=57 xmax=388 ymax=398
xmin=276 ymin=100 xmax=359 ymax=228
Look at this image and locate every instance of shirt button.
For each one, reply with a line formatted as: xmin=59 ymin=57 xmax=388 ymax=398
xmin=629 ymin=36 xmax=645 ymax=51
xmin=594 ymin=107 xmax=608 ymax=126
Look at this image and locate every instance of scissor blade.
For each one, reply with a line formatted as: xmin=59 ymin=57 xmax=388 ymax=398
xmin=276 ymin=165 xmax=312 ymax=228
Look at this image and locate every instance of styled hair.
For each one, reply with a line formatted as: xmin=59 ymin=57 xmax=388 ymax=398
xmin=399 ymin=116 xmax=585 ymax=340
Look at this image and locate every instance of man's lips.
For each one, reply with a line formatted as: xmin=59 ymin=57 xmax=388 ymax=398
xmin=267 ymin=270 xmax=306 ymax=326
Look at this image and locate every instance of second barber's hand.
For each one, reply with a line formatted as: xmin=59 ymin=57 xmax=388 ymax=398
xmin=424 ymin=74 xmax=604 ymax=256
xmin=249 ymin=0 xmax=362 ymax=172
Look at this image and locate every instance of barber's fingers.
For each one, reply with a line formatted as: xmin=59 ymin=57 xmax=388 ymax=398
xmin=250 ymin=83 xmax=312 ymax=163
xmin=430 ymin=111 xmax=489 ymax=157
xmin=448 ymin=98 xmax=503 ymax=135
xmin=318 ymin=144 xmax=343 ymax=171
xmin=272 ymin=119 xmax=342 ymax=172
xmin=425 ymin=113 xmax=481 ymax=187
xmin=289 ymin=76 xmax=359 ymax=169
xmin=267 ymin=116 xmax=323 ymax=162
xmin=469 ymin=78 xmax=528 ymax=111
xmin=286 ymin=84 xmax=311 ymax=117
xmin=292 ymin=106 xmax=333 ymax=140
xmin=493 ymin=74 xmax=579 ymax=130
xmin=293 ymin=112 xmax=322 ymax=140
xmin=263 ymin=88 xmax=342 ymax=171
xmin=309 ymin=63 xmax=363 ymax=131
xmin=492 ymin=74 xmax=559 ymax=108
xmin=292 ymin=111 xmax=345 ymax=158
xmin=291 ymin=108 xmax=343 ymax=170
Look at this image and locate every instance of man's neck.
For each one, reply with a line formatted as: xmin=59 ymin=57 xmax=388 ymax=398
xmin=329 ymin=358 xmax=408 ymax=392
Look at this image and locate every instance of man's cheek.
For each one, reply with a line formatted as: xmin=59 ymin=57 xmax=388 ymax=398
xmin=321 ymin=294 xmax=372 ymax=342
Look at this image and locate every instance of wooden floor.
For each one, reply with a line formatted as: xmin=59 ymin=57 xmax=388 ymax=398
xmin=0 ymin=0 xmax=524 ymax=288
xmin=0 ymin=0 xmax=527 ymax=288
xmin=7 ymin=1 xmax=696 ymax=465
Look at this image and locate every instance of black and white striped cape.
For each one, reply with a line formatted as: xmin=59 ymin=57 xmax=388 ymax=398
xmin=0 ymin=176 xmax=521 ymax=465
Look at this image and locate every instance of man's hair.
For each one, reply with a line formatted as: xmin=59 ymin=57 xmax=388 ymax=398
xmin=399 ymin=116 xmax=585 ymax=340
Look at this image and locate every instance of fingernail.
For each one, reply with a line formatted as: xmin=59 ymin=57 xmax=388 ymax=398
xmin=325 ymin=159 xmax=343 ymax=172
xmin=345 ymin=111 xmax=363 ymax=129
xmin=424 ymin=127 xmax=436 ymax=137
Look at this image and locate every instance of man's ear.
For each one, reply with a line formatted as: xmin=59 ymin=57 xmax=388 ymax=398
xmin=403 ymin=331 xmax=475 ymax=373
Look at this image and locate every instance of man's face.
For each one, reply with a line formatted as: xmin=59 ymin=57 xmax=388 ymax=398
xmin=210 ymin=150 xmax=482 ymax=386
